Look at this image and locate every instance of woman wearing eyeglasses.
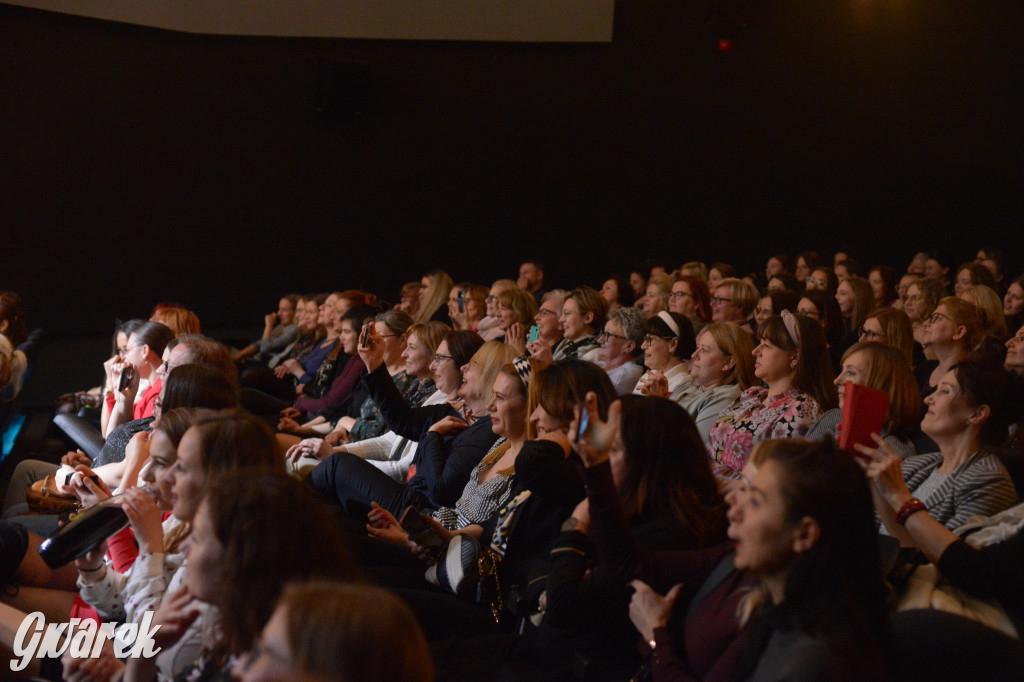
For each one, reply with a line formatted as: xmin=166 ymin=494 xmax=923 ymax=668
xmin=919 ymin=297 xmax=984 ymax=400
xmin=904 ymin=277 xmax=947 ymax=351
xmin=477 ymin=279 xmax=516 ymax=342
xmin=710 ymin=277 xmax=758 ymax=336
xmin=805 ymin=266 xmax=839 ymax=296
xmin=669 ymin=275 xmax=712 ymax=335
xmin=591 ymin=307 xmax=646 ymax=395
xmin=859 ymin=308 xmax=918 ymax=369
xmin=633 ymin=311 xmax=695 ymax=397
xmin=708 ymin=312 xmax=837 ymax=481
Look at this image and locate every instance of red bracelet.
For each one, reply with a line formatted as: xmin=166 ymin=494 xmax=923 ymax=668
xmin=896 ymin=497 xmax=927 ymax=526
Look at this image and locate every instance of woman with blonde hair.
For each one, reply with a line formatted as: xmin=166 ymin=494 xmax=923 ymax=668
xmin=642 ymin=272 xmax=674 ymax=317
xmin=710 ymin=277 xmax=758 ymax=328
xmin=960 ymin=284 xmax=1008 ymax=341
xmin=808 ymin=341 xmax=920 ymax=458
xmin=414 ymin=269 xmax=454 ymax=324
xmin=495 ymin=286 xmax=539 ymax=351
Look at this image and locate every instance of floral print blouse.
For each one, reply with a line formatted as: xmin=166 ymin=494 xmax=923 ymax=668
xmin=707 ymin=386 xmax=822 ymax=480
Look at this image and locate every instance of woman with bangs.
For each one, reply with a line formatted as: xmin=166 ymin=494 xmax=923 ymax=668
xmin=310 ymin=333 xmax=517 ymax=521
xmin=494 ymin=286 xmax=538 ymax=351
xmin=808 ymin=342 xmax=920 ymax=458
xmin=708 ymin=312 xmax=836 ymax=481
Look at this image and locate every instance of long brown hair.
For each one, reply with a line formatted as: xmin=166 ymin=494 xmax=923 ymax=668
xmin=617 ymin=395 xmax=725 ymax=545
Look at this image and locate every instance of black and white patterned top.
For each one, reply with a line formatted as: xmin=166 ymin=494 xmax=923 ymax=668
xmin=432 ymin=438 xmax=516 ymax=531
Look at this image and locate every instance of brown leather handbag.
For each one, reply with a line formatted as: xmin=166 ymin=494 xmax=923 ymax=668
xmin=26 ymin=474 xmax=80 ymax=514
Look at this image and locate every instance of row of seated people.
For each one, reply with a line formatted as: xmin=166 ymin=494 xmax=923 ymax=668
xmin=0 ymin=242 xmax=1023 ymax=680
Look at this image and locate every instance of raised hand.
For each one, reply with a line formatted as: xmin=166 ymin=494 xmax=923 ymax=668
xmin=567 ymin=393 xmax=621 ymax=467
xmin=628 ymin=579 xmax=683 ymax=643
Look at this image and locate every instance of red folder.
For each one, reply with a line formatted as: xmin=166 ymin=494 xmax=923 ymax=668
xmin=838 ymin=382 xmax=889 ymax=457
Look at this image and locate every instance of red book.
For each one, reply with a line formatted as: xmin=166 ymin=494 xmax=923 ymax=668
xmin=838 ymin=382 xmax=889 ymax=457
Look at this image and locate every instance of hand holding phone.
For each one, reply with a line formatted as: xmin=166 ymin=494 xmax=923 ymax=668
xmin=527 ymin=325 xmax=540 ymax=344
xmin=399 ymin=506 xmax=445 ymax=559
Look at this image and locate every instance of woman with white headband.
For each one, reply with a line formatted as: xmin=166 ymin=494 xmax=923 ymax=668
xmin=633 ymin=311 xmax=695 ymax=396
xmin=707 ymin=311 xmax=838 ymax=482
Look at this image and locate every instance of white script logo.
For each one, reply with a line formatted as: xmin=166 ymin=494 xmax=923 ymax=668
xmin=9 ymin=611 xmax=162 ymax=672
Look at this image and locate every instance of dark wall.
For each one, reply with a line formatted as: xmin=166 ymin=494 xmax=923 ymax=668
xmin=2 ymin=1 xmax=1022 ymax=338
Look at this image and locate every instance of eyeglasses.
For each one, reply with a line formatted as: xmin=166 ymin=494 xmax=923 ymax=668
xmin=806 ymin=277 xmax=826 ymax=288
xmin=858 ymin=327 xmax=885 ymax=341
xmin=670 ymin=290 xmax=693 ymax=300
xmin=117 ymin=346 xmax=129 ymax=356
xmin=379 ymin=334 xmax=399 ymax=339
xmin=643 ymin=334 xmax=673 ymax=346
xmin=710 ymin=296 xmax=732 ymax=306
xmin=927 ymin=311 xmax=952 ymax=324
xmin=485 ymin=295 xmax=499 ymax=303
xmin=597 ymin=330 xmax=631 ymax=343
xmin=432 ymin=353 xmax=454 ymax=364
xmin=536 ymin=308 xmax=558 ymax=318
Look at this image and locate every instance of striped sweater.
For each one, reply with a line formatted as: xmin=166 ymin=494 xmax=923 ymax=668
xmin=902 ymin=450 xmax=1019 ymax=531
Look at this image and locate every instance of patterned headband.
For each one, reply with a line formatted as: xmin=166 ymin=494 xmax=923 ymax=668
xmin=781 ymin=309 xmax=802 ymax=349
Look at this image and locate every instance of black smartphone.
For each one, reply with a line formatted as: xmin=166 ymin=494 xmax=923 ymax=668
xmin=64 ymin=472 xmax=100 ymax=487
xmin=576 ymin=403 xmax=590 ymax=440
xmin=398 ymin=506 xmax=445 ymax=558
xmin=457 ymin=290 xmax=466 ymax=313
xmin=117 ymin=365 xmax=135 ymax=392
xmin=359 ymin=324 xmax=371 ymax=347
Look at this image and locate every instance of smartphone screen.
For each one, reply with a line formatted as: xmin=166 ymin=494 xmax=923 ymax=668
xmin=576 ymin=404 xmax=590 ymax=440
xmin=360 ymin=325 xmax=371 ymax=347
xmin=528 ymin=325 xmax=540 ymax=344
xmin=457 ymin=290 xmax=466 ymax=313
